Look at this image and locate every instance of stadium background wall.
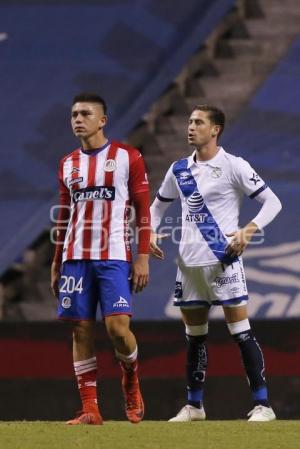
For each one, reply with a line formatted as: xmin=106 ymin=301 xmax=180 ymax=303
xmin=0 ymin=320 xmax=299 ymax=421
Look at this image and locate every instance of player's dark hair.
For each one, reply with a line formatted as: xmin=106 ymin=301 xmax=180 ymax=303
xmin=72 ymin=92 xmax=107 ymax=115
xmin=193 ymin=104 xmax=225 ymax=138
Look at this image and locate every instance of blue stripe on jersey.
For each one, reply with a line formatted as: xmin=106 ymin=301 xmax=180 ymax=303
xmin=249 ymin=184 xmax=268 ymax=199
xmin=173 ymin=158 xmax=238 ymax=265
xmin=157 ymin=192 xmax=175 ymax=202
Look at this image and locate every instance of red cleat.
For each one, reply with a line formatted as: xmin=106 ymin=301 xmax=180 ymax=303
xmin=120 ymin=362 xmax=144 ymax=424
xmin=66 ymin=410 xmax=103 ymax=425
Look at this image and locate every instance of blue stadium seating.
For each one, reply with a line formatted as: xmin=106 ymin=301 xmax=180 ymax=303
xmin=0 ymin=0 xmax=235 ymax=273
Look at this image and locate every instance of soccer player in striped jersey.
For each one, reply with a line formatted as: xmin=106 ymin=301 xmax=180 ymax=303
xmin=150 ymin=105 xmax=282 ymax=422
xmin=51 ymin=93 xmax=150 ymax=425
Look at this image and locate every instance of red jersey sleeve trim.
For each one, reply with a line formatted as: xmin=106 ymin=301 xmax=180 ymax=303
xmin=53 ymin=156 xmax=72 ymax=264
xmin=132 ymin=190 xmax=151 ymax=254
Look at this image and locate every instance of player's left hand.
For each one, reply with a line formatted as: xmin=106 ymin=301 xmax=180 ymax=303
xmin=226 ymin=222 xmax=258 ymax=257
xmin=132 ymin=254 xmax=149 ymax=293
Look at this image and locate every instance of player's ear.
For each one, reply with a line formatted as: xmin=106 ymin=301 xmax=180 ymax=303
xmin=99 ymin=115 xmax=108 ymax=129
xmin=212 ymin=125 xmax=220 ymax=137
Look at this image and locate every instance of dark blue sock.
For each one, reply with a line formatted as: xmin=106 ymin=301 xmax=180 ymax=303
xmin=232 ymin=329 xmax=269 ymax=407
xmin=186 ymin=334 xmax=207 ymax=409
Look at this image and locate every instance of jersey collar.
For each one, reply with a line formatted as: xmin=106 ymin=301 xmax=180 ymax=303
xmin=80 ymin=140 xmax=111 ymax=156
xmin=187 ymin=146 xmax=225 ymax=168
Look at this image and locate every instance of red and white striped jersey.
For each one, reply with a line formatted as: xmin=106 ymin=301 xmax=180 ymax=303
xmin=58 ymin=140 xmax=149 ymax=262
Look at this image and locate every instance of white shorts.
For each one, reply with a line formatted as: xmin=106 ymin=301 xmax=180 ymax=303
xmin=173 ymin=259 xmax=248 ymax=308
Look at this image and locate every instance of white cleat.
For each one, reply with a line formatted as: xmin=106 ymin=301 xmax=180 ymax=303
xmin=168 ymin=405 xmax=206 ymax=422
xmin=247 ymin=405 xmax=276 ymax=422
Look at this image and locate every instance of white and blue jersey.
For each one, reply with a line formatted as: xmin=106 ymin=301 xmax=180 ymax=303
xmin=155 ymin=147 xmax=267 ymax=267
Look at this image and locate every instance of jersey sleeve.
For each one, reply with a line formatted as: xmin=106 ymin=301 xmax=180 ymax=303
xmin=232 ymin=157 xmax=268 ymax=199
xmin=128 ymin=150 xmax=150 ymax=195
xmin=252 ymin=187 xmax=282 ymax=230
xmin=58 ymin=159 xmax=70 ymax=201
xmin=52 ymin=159 xmax=71 ymax=264
xmin=157 ymin=163 xmax=179 ymax=201
xmin=132 ymin=191 xmax=151 ymax=254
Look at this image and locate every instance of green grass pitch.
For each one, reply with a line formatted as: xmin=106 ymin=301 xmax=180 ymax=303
xmin=0 ymin=421 xmax=299 ymax=449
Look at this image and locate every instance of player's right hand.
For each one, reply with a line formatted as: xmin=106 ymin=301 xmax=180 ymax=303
xmin=150 ymin=232 xmax=169 ymax=260
xmin=51 ymin=262 xmax=61 ymax=298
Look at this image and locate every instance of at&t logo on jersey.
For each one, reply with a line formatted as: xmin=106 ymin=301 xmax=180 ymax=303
xmin=187 ymin=191 xmax=204 ymax=213
xmin=185 ymin=213 xmax=207 ymax=223
xmin=113 ymin=296 xmax=129 ymax=308
xmin=186 ymin=191 xmax=207 ymax=222
xmin=72 ymin=186 xmax=115 ymax=203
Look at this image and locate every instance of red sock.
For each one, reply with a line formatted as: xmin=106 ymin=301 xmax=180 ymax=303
xmin=120 ymin=360 xmax=139 ymax=388
xmin=74 ymin=357 xmax=99 ymax=414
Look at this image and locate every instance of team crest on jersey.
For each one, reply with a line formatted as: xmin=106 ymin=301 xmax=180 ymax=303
xmin=211 ymin=167 xmax=222 ymax=178
xmin=104 ymin=159 xmax=116 ymax=172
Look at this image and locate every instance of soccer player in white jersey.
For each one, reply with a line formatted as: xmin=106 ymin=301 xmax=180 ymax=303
xmin=51 ymin=93 xmax=150 ymax=425
xmin=150 ymin=105 xmax=282 ymax=422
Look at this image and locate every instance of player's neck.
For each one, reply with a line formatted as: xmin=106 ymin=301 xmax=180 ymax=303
xmin=194 ymin=143 xmax=219 ymax=162
xmin=81 ymin=134 xmax=108 ymax=151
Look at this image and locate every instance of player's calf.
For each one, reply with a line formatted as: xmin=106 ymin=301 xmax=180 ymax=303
xmin=186 ymin=324 xmax=208 ymax=410
xmin=227 ymin=318 xmax=276 ymax=419
xmin=69 ymin=356 xmax=103 ymax=424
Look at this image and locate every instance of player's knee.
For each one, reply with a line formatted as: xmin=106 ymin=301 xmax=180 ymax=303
xmin=73 ymin=321 xmax=94 ymax=344
xmin=106 ymin=322 xmax=129 ymax=342
xmin=105 ymin=315 xmax=130 ymax=339
xmin=227 ymin=318 xmax=252 ymax=344
xmin=185 ymin=324 xmax=208 ymax=342
xmin=107 ymin=327 xmax=129 ymax=350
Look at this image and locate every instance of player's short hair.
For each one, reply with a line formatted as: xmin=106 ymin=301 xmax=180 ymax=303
xmin=72 ymin=92 xmax=107 ymax=115
xmin=193 ymin=104 xmax=225 ymax=138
